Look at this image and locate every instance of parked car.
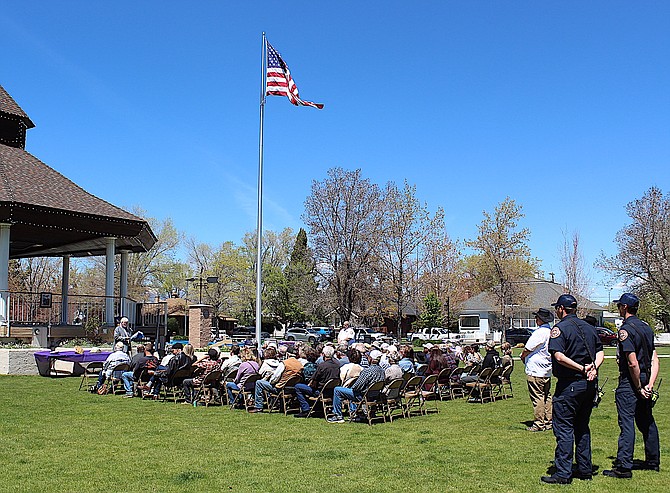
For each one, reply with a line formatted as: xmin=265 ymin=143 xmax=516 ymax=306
xmin=231 ymin=326 xmax=271 ymax=340
xmin=354 ymin=327 xmax=387 ymax=343
xmin=310 ymin=326 xmax=335 ymax=340
xmin=505 ymin=328 xmax=533 ymax=346
xmin=284 ymin=327 xmax=324 ymax=344
xmin=597 ymin=327 xmax=618 ymax=346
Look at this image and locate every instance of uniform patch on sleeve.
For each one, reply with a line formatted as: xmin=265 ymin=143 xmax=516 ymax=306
xmin=618 ymin=329 xmax=628 ymax=342
xmin=550 ymin=327 xmax=561 ymax=338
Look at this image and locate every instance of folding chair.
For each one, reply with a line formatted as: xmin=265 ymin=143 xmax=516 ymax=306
xmin=420 ymin=374 xmax=439 ymax=414
xmin=220 ymin=366 xmax=240 ymax=405
xmin=162 ymin=367 xmax=193 ymax=403
xmin=266 ymin=375 xmax=302 ymax=415
xmin=415 ymin=364 xmax=428 ymax=376
xmin=499 ymin=365 xmax=514 ymax=399
xmin=382 ymin=378 xmax=405 ymax=422
xmin=465 ymin=367 xmax=493 ymax=403
xmin=436 ymin=368 xmax=452 ymax=401
xmin=306 ymin=378 xmax=339 ymax=419
xmin=448 ymin=367 xmax=466 ymax=400
xmin=402 ymin=375 xmax=424 ymax=417
xmin=194 ymin=370 xmax=223 ymax=407
xmin=488 ymin=367 xmax=504 ymax=401
xmin=108 ymin=363 xmax=131 ymax=396
xmin=79 ymin=361 xmax=103 ymax=391
xmin=229 ymin=374 xmax=261 ymax=411
xmin=351 ymin=380 xmax=386 ymax=425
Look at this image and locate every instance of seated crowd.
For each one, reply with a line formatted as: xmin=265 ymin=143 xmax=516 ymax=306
xmin=89 ymin=336 xmax=513 ymax=419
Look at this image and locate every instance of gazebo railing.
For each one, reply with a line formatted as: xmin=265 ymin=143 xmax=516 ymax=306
xmin=0 ymin=291 xmax=133 ymax=329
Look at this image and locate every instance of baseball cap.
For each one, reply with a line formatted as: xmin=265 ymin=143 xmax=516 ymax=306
xmin=485 ymin=340 xmax=496 ymax=349
xmin=612 ymin=293 xmax=640 ymax=308
xmin=171 ymin=342 xmax=184 ymax=350
xmin=423 ymin=343 xmax=434 ymax=349
xmin=369 ymin=349 xmax=383 ymax=361
xmin=551 ymin=294 xmax=577 ymax=308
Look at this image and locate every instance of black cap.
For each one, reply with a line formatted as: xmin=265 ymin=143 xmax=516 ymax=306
xmin=583 ymin=315 xmax=598 ymax=327
xmin=551 ymin=294 xmax=578 ymax=308
xmin=532 ymin=308 xmax=553 ymax=324
xmin=172 ymin=342 xmax=184 ymax=350
xmin=612 ymin=293 xmax=640 ymax=308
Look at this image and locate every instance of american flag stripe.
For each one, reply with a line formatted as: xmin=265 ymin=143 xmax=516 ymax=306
xmin=265 ymin=41 xmax=323 ymax=109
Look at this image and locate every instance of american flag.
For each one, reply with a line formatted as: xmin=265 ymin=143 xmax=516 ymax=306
xmin=266 ymin=41 xmax=323 ymax=109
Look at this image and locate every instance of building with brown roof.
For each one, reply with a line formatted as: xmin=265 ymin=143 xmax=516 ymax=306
xmin=0 ymin=84 xmax=157 ymax=336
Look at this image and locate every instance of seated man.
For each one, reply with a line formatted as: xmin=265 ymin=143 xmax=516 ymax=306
xmin=294 ymin=346 xmax=341 ymax=418
xmin=328 ymin=349 xmax=385 ymax=423
xmin=249 ymin=353 xmax=303 ymax=413
xmin=120 ymin=344 xmax=158 ymax=398
xmin=182 ymin=348 xmax=222 ymax=404
xmin=146 ymin=343 xmax=192 ymax=399
xmin=91 ymin=342 xmax=130 ymax=392
xmin=220 ymin=344 xmax=242 ymax=372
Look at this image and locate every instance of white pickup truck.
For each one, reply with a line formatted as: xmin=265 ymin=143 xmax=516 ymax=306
xmin=408 ymin=327 xmax=452 ymax=342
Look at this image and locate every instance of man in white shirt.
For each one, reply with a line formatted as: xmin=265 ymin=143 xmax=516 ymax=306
xmin=520 ymin=308 xmax=554 ymax=432
xmin=337 ymin=321 xmax=355 ymax=345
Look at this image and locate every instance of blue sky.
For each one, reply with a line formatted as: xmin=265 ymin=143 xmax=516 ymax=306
xmin=2 ymin=2 xmax=669 ymax=305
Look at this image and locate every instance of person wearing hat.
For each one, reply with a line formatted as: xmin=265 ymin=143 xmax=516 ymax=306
xmin=328 ymin=349 xmax=385 ymax=423
xmin=541 ymin=294 xmax=603 ymax=484
xmin=145 ymin=342 xmax=193 ymax=399
xmin=603 ymin=293 xmax=660 ymax=478
xmin=520 ymin=308 xmax=554 ymax=432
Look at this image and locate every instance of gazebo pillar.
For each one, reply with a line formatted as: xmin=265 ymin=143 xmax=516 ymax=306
xmin=105 ymin=237 xmax=116 ymax=326
xmin=119 ymin=249 xmax=129 ymax=319
xmin=61 ymin=255 xmax=70 ymax=325
xmin=0 ymin=223 xmax=10 ymax=326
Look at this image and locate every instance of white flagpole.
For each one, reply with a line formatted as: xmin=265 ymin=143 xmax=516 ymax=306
xmin=254 ymin=33 xmax=267 ymax=348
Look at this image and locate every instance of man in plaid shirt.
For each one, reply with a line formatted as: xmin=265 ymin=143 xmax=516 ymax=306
xmin=328 ymin=350 xmax=385 ymax=423
xmin=182 ymin=348 xmax=221 ymax=404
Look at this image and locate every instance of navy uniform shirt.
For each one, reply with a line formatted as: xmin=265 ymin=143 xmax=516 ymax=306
xmin=617 ymin=315 xmax=655 ymax=380
xmin=548 ymin=313 xmax=603 ymax=380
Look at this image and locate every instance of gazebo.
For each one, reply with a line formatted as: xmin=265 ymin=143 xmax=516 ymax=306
xmin=0 ymin=84 xmax=157 ymax=337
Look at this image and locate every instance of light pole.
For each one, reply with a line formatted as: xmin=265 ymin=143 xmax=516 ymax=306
xmin=186 ymin=269 xmax=218 ymax=304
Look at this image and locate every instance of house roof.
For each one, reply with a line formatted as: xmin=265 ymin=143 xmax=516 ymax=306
xmin=0 ymin=84 xmax=156 ymax=258
xmin=0 ymin=85 xmax=35 ymax=128
xmin=461 ymin=279 xmax=604 ymax=314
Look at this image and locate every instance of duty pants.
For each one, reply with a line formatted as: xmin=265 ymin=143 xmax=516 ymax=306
xmin=552 ymin=378 xmax=596 ymax=479
xmin=615 ymin=378 xmax=660 ymax=470
xmin=527 ymin=375 xmax=552 ymax=429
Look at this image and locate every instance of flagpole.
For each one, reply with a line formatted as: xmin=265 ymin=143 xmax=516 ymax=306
xmin=254 ymin=32 xmax=267 ymax=348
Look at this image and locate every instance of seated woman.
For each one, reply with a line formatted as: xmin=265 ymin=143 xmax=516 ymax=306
xmin=398 ymin=345 xmax=415 ymax=373
xmin=339 ymin=347 xmax=363 ymax=386
xmin=225 ymin=347 xmax=261 ymax=405
xmin=500 ymin=342 xmax=514 ymax=368
xmin=183 ymin=344 xmax=197 ymax=364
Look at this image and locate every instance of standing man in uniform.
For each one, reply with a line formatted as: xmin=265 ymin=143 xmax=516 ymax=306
xmin=541 ymin=294 xmax=604 ymax=484
xmin=520 ymin=307 xmax=553 ymax=432
xmin=603 ymin=293 xmax=660 ymax=478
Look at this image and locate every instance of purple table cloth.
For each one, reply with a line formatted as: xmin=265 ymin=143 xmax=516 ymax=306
xmin=34 ymin=350 xmax=112 ymax=377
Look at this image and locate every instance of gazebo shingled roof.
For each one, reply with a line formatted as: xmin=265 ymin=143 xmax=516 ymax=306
xmin=0 ymin=84 xmax=156 ymax=259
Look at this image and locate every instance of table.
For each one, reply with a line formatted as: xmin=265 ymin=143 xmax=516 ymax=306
xmin=34 ymin=350 xmax=112 ymax=377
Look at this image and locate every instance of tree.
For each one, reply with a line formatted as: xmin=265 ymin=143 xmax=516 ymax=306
xmin=284 ymin=228 xmax=319 ymax=323
xmin=417 ymin=292 xmax=443 ymax=329
xmin=598 ymin=187 xmax=670 ymax=329
xmin=465 ymin=197 xmax=537 ymax=333
xmin=419 ymin=229 xmax=462 ymax=326
xmin=559 ymin=230 xmax=592 ymax=300
xmin=303 ymin=168 xmax=383 ymax=324
xmin=377 ymin=181 xmax=444 ymax=337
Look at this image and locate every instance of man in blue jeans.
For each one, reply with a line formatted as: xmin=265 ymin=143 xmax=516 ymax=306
xmin=120 ymin=344 xmax=157 ymax=398
xmin=328 ymin=349 xmax=385 ymax=423
xmin=294 ymin=345 xmax=341 ymax=417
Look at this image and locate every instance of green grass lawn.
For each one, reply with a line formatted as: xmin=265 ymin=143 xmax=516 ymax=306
xmin=0 ymin=357 xmax=667 ymax=493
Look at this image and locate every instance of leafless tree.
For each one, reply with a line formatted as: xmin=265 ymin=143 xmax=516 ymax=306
xmin=559 ymin=230 xmax=592 ymax=300
xmin=377 ymin=181 xmax=444 ymax=337
xmin=598 ymin=186 xmax=670 ymax=309
xmin=303 ymin=168 xmax=383 ymax=325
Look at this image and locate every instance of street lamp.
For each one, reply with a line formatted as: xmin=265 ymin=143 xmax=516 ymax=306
xmin=186 ymin=269 xmax=218 ymax=304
